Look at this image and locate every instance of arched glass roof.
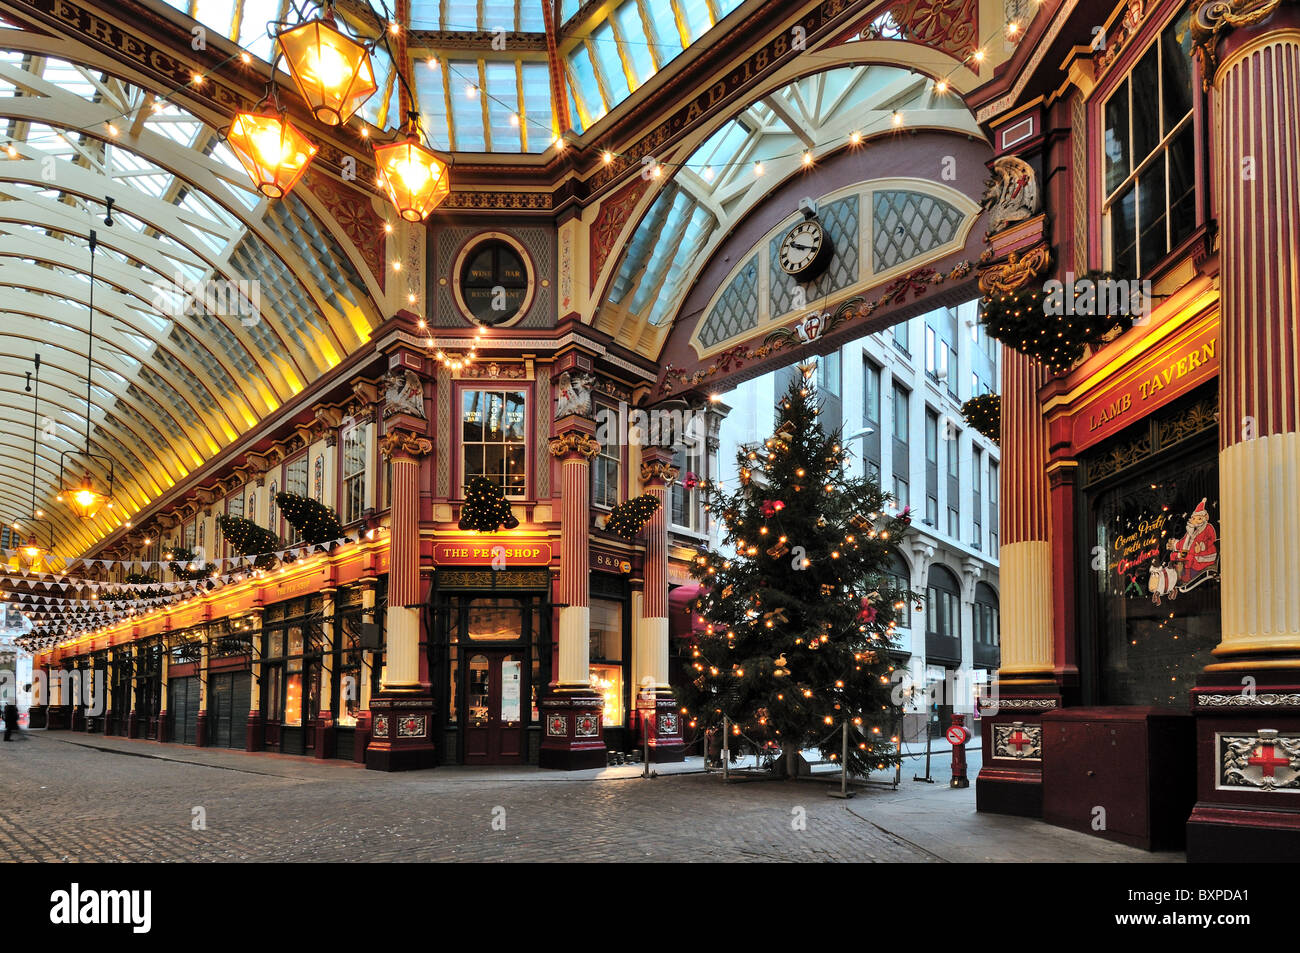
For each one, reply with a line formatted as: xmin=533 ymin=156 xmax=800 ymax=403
xmin=157 ymin=0 xmax=749 ymax=153
xmin=0 ymin=42 xmax=380 ymax=558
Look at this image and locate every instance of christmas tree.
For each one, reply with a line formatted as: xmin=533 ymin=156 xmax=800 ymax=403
xmin=680 ymin=373 xmax=913 ymax=778
xmin=276 ymin=491 xmax=344 ymax=545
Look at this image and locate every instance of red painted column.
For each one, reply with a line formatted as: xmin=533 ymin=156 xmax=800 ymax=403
xmin=977 ymin=347 xmax=1060 ymax=818
xmin=366 ymin=426 xmax=436 ymax=771
xmin=637 ymin=447 xmax=684 ymax=762
xmin=1187 ymin=0 xmax=1300 ymax=860
xmin=539 ymin=424 xmax=607 ymax=769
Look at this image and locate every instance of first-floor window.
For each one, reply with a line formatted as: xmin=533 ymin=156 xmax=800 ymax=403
xmin=341 ymin=424 xmax=367 ymax=525
xmin=462 ymin=389 xmax=527 ymax=497
xmin=671 ymin=446 xmax=703 ymax=532
xmin=593 ymin=404 xmax=620 ymax=509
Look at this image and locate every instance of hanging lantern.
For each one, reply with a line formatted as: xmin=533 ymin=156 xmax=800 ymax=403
xmin=276 ymin=15 xmax=376 ymax=126
xmin=226 ymin=111 xmax=317 ymax=198
xmin=374 ymin=135 xmax=450 ymax=222
xmin=57 ymin=470 xmax=113 ymax=520
xmin=21 ymin=533 xmax=47 ymax=562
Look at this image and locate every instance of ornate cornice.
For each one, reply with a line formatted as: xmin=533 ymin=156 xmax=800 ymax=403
xmin=1192 ymin=0 xmax=1291 ymax=88
xmin=379 ymin=431 xmax=433 ymax=460
xmin=1198 ymin=692 xmax=1300 ymax=707
xmin=548 ymin=432 xmax=600 ymax=460
xmin=640 ymin=460 xmax=680 ymax=486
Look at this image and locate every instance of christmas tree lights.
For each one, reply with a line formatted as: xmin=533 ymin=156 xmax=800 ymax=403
xmin=275 ymin=491 xmax=344 ymax=545
xmin=458 ymin=476 xmax=519 ymax=532
xmin=216 ymin=515 xmax=282 ymax=570
xmin=960 ymin=393 xmax=1001 ymax=444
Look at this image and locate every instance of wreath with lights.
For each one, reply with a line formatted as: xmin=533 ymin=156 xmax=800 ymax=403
xmin=216 ymin=515 xmax=282 ymax=570
xmin=980 ymin=270 xmax=1134 ymax=375
xmin=275 ymin=491 xmax=344 ymax=545
xmin=458 ymin=477 xmax=519 ymax=532
xmin=960 ymin=393 xmax=1001 ymax=444
xmin=604 ymin=494 xmax=661 ymax=538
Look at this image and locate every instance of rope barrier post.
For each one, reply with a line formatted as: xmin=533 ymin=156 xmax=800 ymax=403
xmin=722 ymin=715 xmax=729 ymax=782
xmin=828 ymin=719 xmax=854 ymax=799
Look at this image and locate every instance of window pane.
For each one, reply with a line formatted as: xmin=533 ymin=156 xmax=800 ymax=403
xmin=1104 ymin=82 xmax=1130 ymax=195
xmin=1111 ymin=183 xmax=1137 ymax=276
xmin=1168 ymin=125 xmax=1197 ymax=249
xmin=1130 ymin=46 xmax=1161 ymax=165
xmin=1138 ymin=158 xmax=1168 ymax=273
xmin=1161 ymin=10 xmax=1195 ymax=134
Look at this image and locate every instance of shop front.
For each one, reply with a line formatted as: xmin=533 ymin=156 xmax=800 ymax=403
xmin=430 ymin=567 xmax=553 ymax=766
xmin=261 ymin=595 xmax=324 ymax=756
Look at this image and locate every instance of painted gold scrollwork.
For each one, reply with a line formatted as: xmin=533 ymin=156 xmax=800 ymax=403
xmin=379 ymin=430 xmax=433 ymax=460
xmin=548 ymin=432 xmax=600 ymax=459
xmin=977 ymin=245 xmax=1052 ymax=296
xmin=1192 ymin=0 xmax=1289 ymax=89
xmin=640 ymin=460 xmax=680 ymax=486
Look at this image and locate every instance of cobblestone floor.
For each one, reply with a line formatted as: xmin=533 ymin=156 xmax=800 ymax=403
xmin=1 ymin=732 xmax=1181 ymax=863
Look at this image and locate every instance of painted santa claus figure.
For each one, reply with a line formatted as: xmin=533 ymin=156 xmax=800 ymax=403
xmin=1167 ymin=497 xmax=1217 ymax=585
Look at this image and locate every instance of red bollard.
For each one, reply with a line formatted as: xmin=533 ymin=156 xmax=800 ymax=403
xmin=947 ymin=713 xmax=971 ymax=789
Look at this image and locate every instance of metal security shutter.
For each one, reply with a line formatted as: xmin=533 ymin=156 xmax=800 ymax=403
xmin=170 ymin=677 xmax=199 ymax=745
xmin=211 ymin=675 xmax=232 ymax=748
xmin=230 ymin=673 xmax=250 ymax=749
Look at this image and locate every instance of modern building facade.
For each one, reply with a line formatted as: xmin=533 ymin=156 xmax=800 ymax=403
xmin=719 ymin=302 xmax=1001 ymax=739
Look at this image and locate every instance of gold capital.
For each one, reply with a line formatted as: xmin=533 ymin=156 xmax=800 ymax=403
xmin=379 ymin=430 xmax=433 ymax=460
xmin=640 ymin=460 xmax=680 ymax=486
xmin=549 ymin=432 xmax=600 ymax=459
xmin=1192 ymin=0 xmax=1289 ymax=89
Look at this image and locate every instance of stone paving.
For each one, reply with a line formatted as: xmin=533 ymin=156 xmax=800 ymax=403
xmin=0 ymin=731 xmax=1182 ymax=863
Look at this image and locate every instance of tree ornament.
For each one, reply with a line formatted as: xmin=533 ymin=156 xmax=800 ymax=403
xmin=760 ymin=499 xmax=785 ymax=518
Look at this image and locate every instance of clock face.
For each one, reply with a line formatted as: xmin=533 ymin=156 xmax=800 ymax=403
xmin=779 ymin=220 xmax=828 ymax=278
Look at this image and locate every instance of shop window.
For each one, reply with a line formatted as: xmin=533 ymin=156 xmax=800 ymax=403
xmin=1084 ymin=427 xmax=1219 ymax=706
xmin=341 ymin=424 xmax=368 ymax=525
xmin=461 ymin=389 xmax=527 ymax=497
xmin=333 ymin=586 xmax=367 ymax=727
xmin=589 ymin=599 xmax=624 ymax=727
xmin=1102 ymin=7 xmax=1197 ymax=276
xmin=973 ymin=582 xmax=1000 ymax=668
xmin=467 ymin=598 xmax=526 ymax=641
xmin=893 ymin=476 xmax=909 ymax=510
xmin=260 ymin=596 xmax=324 ymax=735
xmin=593 ymin=403 xmax=621 ymax=510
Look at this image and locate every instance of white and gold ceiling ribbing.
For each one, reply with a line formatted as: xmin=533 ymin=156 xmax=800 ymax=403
xmin=0 ymin=45 xmax=381 ymax=559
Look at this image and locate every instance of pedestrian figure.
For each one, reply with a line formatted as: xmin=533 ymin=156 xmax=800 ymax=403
xmin=4 ymin=702 xmax=17 ymax=741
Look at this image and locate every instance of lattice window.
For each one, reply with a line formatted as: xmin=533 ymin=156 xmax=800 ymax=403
xmin=872 ymin=190 xmax=965 ymax=273
xmin=697 ymin=257 xmax=758 ymax=350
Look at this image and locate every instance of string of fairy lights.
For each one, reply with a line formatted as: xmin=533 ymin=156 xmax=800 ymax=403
xmin=0 ymin=0 xmax=1047 ymax=205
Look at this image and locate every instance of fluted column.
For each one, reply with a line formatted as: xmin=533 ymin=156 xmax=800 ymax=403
xmin=637 ymin=447 xmax=685 ymax=761
xmin=195 ymin=632 xmax=210 ymax=747
xmin=127 ymin=644 xmax=140 ymax=738
xmin=1185 ymin=0 xmax=1300 ymax=861
xmin=378 ymin=429 xmax=432 ymax=689
xmin=315 ymin=588 xmax=336 ymax=758
xmin=996 ymin=349 xmax=1055 ymax=686
xmin=367 ymin=426 xmax=436 ymax=771
xmin=1196 ymin=0 xmax=1300 ymax=664
xmin=550 ymin=429 xmax=601 ymax=686
xmin=246 ymin=607 xmax=264 ymax=751
xmin=539 ymin=425 xmax=607 ymax=770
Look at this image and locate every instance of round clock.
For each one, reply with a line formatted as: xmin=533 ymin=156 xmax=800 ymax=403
xmin=778 ymin=218 xmax=833 ymax=281
xmin=455 ymin=235 xmax=532 ymax=326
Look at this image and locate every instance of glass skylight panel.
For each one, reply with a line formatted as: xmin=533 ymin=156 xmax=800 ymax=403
xmin=615 ymin=4 xmax=656 ymax=82
xmin=482 ymin=0 xmax=515 ymax=31
xmin=518 ymin=1 xmax=545 ymax=32
xmin=194 ymin=0 xmax=238 ymax=39
xmin=238 ymin=0 xmax=281 ymax=61
xmin=645 ymin=1 xmax=685 ymax=55
xmin=485 ymin=60 xmax=522 ymax=152
xmin=567 ymin=45 xmax=606 ymax=125
xmin=566 ymin=85 xmax=584 ymax=135
xmin=630 ymin=190 xmax=692 ymax=314
xmin=591 ymin=23 xmax=631 ymax=99
xmin=358 ymin=43 xmax=395 ymax=128
xmin=520 ymin=61 xmax=554 ymax=151
xmin=678 ymin=0 xmax=713 ymax=44
xmin=449 ymin=62 xmax=486 ymax=151
xmin=415 ymin=63 xmax=451 ymax=151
